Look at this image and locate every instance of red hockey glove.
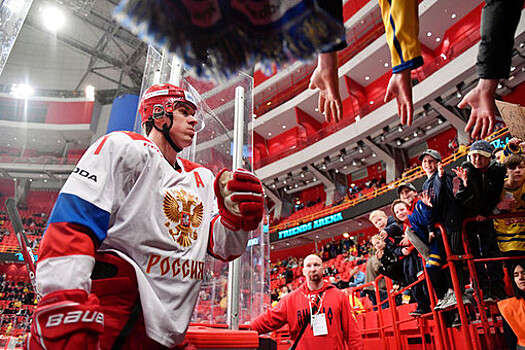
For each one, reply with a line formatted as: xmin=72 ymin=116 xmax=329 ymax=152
xmin=214 ymin=168 xmax=264 ymax=231
xmin=27 ymin=289 xmax=104 ymax=350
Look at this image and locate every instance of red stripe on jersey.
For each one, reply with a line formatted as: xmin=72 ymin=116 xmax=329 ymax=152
xmin=39 ymin=222 xmax=96 ymax=262
xmin=94 ymin=135 xmax=109 ymax=155
xmin=179 ymin=158 xmax=204 ymax=172
xmin=207 ymin=216 xmax=226 ymax=261
xmin=119 ymin=131 xmax=151 ymax=142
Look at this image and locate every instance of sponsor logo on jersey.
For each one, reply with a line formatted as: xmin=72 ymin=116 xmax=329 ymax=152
xmin=45 ymin=310 xmax=104 ymax=327
xmin=72 ymin=167 xmax=97 ymax=182
xmin=163 ymin=188 xmax=203 ymax=248
xmin=145 ymin=254 xmax=205 ymax=280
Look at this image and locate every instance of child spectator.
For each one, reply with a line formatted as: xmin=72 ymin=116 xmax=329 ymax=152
xmin=494 ymin=153 xmax=525 ymax=256
xmin=390 ymin=201 xmax=432 ymax=316
xmin=454 ymin=140 xmax=510 ymax=301
xmin=397 ymin=183 xmax=418 ymax=212
xmin=369 ymin=209 xmax=404 ymax=245
xmin=419 ymin=149 xmax=468 ymax=313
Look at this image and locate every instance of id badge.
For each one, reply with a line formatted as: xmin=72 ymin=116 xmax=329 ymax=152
xmin=311 ymin=313 xmax=328 ymax=336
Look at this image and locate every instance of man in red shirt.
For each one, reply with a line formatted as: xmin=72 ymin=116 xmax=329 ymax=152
xmin=251 ymin=255 xmax=363 ymax=350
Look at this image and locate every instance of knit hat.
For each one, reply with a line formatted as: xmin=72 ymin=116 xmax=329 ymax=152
xmin=468 ymin=140 xmax=494 ymax=158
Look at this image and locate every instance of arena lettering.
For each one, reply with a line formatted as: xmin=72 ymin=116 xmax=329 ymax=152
xmin=146 ymin=254 xmax=204 ymax=281
xmin=313 ymin=212 xmax=343 ymax=229
xmin=73 ymin=167 xmax=97 ymax=182
xmin=45 ymin=311 xmax=104 ymax=327
xmin=278 ymin=222 xmax=312 ymax=239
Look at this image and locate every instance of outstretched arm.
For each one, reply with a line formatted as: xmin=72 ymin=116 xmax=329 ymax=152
xmin=309 ymin=52 xmax=343 ymax=123
xmin=379 ymin=0 xmax=423 ymax=126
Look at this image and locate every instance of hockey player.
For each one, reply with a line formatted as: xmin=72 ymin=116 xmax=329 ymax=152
xmin=27 ymin=83 xmax=264 ymax=349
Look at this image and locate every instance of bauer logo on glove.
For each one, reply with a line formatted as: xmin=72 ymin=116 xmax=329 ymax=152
xmin=214 ymin=168 xmax=264 ymax=232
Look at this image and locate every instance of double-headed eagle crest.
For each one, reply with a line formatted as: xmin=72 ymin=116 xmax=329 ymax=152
xmin=163 ymin=188 xmax=203 ymax=248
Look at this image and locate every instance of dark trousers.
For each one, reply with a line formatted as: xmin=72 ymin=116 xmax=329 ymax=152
xmin=466 ymin=220 xmax=504 ymax=290
xmin=403 ymin=252 xmax=430 ymax=310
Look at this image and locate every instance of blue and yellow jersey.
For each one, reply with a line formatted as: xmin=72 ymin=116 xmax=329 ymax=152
xmin=494 ymin=183 xmax=525 ymax=253
xmin=378 ymin=0 xmax=423 ymax=73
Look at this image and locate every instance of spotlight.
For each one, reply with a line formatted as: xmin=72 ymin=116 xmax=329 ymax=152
xmin=41 ymin=5 xmax=66 ymax=33
xmin=10 ymin=83 xmax=34 ymax=99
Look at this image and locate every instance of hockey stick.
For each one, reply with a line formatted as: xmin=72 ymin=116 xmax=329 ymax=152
xmin=5 ymin=197 xmax=41 ymax=301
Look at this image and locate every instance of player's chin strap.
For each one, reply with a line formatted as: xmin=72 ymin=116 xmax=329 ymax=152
xmin=150 ymin=114 xmax=183 ymax=153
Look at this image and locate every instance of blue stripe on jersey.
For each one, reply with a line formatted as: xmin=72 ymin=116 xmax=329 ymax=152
xmin=387 ymin=0 xmax=404 ymax=64
xmin=392 ymin=56 xmax=424 ymax=73
xmin=48 ymin=193 xmax=110 ymax=242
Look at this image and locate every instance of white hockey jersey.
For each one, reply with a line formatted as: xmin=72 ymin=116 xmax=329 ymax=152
xmin=36 ymin=131 xmax=249 ymax=347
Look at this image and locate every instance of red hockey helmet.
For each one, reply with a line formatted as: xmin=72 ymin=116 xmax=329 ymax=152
xmin=139 ymin=83 xmax=198 ymax=124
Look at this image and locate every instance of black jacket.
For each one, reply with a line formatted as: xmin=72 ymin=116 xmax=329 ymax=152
xmin=455 ymin=160 xmax=506 ymax=218
xmin=477 ymin=0 xmax=524 ymax=79
xmin=422 ymin=172 xmax=463 ymax=233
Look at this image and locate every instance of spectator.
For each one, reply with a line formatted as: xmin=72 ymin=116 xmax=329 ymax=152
xmin=419 ymin=149 xmax=467 ymax=315
xmin=396 ymin=183 xmax=418 ymax=212
xmin=361 ymin=253 xmax=388 ymax=309
xmin=370 ymin=234 xmax=405 ymax=284
xmin=390 ymin=201 xmax=432 ymax=316
xmin=348 ymin=267 xmax=365 ymax=287
xmin=453 ymin=140 xmax=512 ymax=301
xmin=251 ymin=254 xmax=364 ymax=350
xmin=369 ymin=210 xmax=404 ymax=245
xmin=498 ymin=259 xmax=525 ymax=350
xmin=494 ymin=153 xmax=525 ymax=256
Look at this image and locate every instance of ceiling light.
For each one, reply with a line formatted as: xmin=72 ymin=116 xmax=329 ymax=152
xmin=497 ymin=84 xmax=503 ymax=89
xmin=283 ymin=179 xmax=287 ymax=184
xmin=358 ymin=146 xmax=364 ymax=153
xmin=396 ymin=139 xmax=402 ymax=146
xmin=384 ymin=63 xmax=389 ymax=68
xmin=456 ymin=91 xmax=462 ymax=98
xmin=369 ymin=101 xmax=374 ymax=105
xmin=335 ymin=169 xmax=339 ymax=173
xmin=413 ymin=130 xmax=418 ymax=137
xmin=426 ymin=124 xmax=432 ymax=130
xmin=300 ymin=172 xmax=305 ymax=178
xmin=41 ymin=5 xmax=66 ymax=33
xmin=282 ymin=125 xmax=286 ymax=129
xmin=365 ymin=76 xmax=370 ymax=81
xmin=342 ymin=232 xmax=349 ymax=238
xmin=85 ymin=85 xmax=95 ymax=100
xmin=372 ymin=152 xmax=376 ymax=157
xmin=397 ymin=125 xmax=403 ymax=133
xmin=294 ymin=183 xmax=298 ymax=188
xmin=321 ymin=163 xmax=327 ymax=170
xmin=352 ymin=160 xmax=357 ymax=166
xmin=426 ymin=31 xmax=432 ymax=37
xmin=268 ymin=132 xmax=272 ymax=136
xmin=380 ymin=135 xmax=385 ymax=142
xmin=438 ymin=118 xmax=444 ymax=124
xmin=339 ymin=155 xmax=344 ymax=162
xmin=266 ymin=101 xmax=272 ymax=106
xmin=10 ymin=83 xmax=34 ymax=99
xmin=313 ymin=177 xmax=317 ymax=182
xmin=435 ymin=37 xmax=441 ymax=42
xmin=451 ymin=13 xmax=457 ymax=19
xmin=314 ymin=107 xmax=319 ymax=112
xmin=271 ymin=183 xmax=276 ymax=188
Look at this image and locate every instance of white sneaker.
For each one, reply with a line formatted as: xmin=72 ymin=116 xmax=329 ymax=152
xmin=434 ymin=289 xmax=454 ymax=311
